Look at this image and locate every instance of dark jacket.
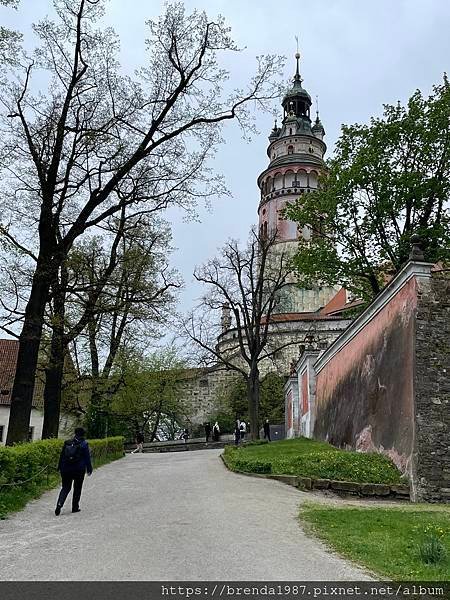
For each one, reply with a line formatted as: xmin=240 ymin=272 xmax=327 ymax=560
xmin=58 ymin=437 xmax=93 ymax=475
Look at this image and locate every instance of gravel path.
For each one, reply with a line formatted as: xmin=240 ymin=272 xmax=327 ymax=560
xmin=0 ymin=450 xmax=372 ymax=581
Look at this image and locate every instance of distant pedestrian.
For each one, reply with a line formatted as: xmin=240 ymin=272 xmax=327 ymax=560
xmin=239 ymin=420 xmax=247 ymax=443
xmin=263 ymin=419 xmax=271 ymax=442
xmin=212 ymin=421 xmax=220 ymax=442
xmin=234 ymin=420 xmax=241 ymax=446
xmin=204 ymin=422 xmax=212 ymax=444
xmin=180 ymin=428 xmax=189 ymax=449
xmin=55 ymin=427 xmax=93 ymax=516
xmin=132 ymin=431 xmax=144 ymax=453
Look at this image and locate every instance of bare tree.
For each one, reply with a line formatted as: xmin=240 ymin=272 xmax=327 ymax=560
xmin=0 ymin=0 xmax=283 ymax=443
xmin=184 ymin=229 xmax=296 ymax=439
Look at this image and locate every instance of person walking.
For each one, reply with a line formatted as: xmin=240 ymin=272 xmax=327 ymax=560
xmin=263 ymin=419 xmax=271 ymax=442
xmin=55 ymin=427 xmax=93 ymax=516
xmin=212 ymin=421 xmax=220 ymax=442
xmin=180 ymin=428 xmax=189 ymax=449
xmin=131 ymin=431 xmax=144 ymax=453
xmin=204 ymin=422 xmax=212 ymax=444
xmin=239 ymin=420 xmax=247 ymax=443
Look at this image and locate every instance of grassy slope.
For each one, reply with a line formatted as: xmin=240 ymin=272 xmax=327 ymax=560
xmin=237 ymin=438 xmax=334 ymax=459
xmin=225 ymin=438 xmax=403 ymax=484
xmin=300 ymin=504 xmax=450 ymax=581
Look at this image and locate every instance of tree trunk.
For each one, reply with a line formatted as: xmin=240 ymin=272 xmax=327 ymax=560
xmin=6 ymin=257 xmax=53 ymax=445
xmin=247 ymin=367 xmax=260 ymax=440
xmin=42 ymin=280 xmax=66 ymax=439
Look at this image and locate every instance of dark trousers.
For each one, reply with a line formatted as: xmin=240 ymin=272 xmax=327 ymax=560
xmin=57 ymin=471 xmax=85 ymax=510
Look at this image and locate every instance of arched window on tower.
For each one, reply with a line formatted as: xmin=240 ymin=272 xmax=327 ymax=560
xmin=287 ymin=145 xmax=294 ymax=155
xmin=263 ymin=222 xmax=268 ymax=239
xmin=289 ymin=128 xmax=293 ymax=136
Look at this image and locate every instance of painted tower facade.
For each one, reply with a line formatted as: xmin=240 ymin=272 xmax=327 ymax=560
xmin=257 ymin=54 xmax=335 ymax=313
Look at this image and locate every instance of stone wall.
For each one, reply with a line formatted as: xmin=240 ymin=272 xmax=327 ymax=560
xmin=176 ymin=366 xmax=240 ymax=427
xmin=413 ymin=272 xmax=450 ymax=502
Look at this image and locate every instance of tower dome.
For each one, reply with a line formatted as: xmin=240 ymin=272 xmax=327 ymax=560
xmin=281 ymin=52 xmax=312 ymax=123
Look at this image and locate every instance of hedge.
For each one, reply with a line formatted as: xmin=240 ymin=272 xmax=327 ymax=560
xmin=0 ymin=437 xmax=124 ymax=517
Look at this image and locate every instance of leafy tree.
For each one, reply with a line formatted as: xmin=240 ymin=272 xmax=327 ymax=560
xmin=1 ymin=0 xmax=283 ymax=443
xmin=218 ymin=371 xmax=285 ymax=428
xmin=105 ymin=349 xmax=189 ymax=442
xmin=285 ymin=76 xmax=450 ymax=301
xmin=41 ymin=209 xmax=179 ymax=438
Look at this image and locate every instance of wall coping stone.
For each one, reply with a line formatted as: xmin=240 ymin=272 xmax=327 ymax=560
xmin=315 ymin=261 xmax=433 ymax=374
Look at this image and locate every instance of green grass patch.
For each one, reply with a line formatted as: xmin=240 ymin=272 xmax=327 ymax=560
xmin=300 ymin=504 xmax=450 ymax=581
xmin=0 ymin=436 xmax=124 ymax=519
xmin=223 ymin=438 xmax=403 ymax=485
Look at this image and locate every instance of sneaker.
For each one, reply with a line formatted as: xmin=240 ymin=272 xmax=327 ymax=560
xmin=55 ymin=505 xmax=61 ymax=516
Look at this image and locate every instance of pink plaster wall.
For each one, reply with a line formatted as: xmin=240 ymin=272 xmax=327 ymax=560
xmin=314 ymin=278 xmax=418 ymax=475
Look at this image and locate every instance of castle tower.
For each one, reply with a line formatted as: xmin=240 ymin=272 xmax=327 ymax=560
xmin=257 ymin=53 xmax=334 ymax=313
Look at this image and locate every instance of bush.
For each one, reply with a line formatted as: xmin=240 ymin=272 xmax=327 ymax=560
xmin=222 ymin=446 xmax=272 ymax=474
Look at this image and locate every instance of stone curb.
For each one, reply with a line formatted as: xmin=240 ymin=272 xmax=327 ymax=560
xmin=220 ymin=454 xmax=411 ymax=501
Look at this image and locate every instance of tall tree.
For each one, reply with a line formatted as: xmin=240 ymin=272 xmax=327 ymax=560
xmin=0 ymin=0 xmax=283 ymax=443
xmin=57 ymin=215 xmax=179 ymax=438
xmin=184 ymin=229 xmax=295 ymax=439
xmin=285 ymin=76 xmax=450 ymax=302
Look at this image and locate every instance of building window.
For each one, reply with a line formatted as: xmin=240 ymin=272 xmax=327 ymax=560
xmin=0 ymin=425 xmax=4 ymax=442
xmin=28 ymin=427 xmax=34 ymax=442
xmin=287 ymin=145 xmax=294 ymax=155
xmin=0 ymin=389 xmax=9 ymax=395
xmin=289 ymin=128 xmax=293 ymax=135
xmin=199 ymin=379 xmax=209 ymax=388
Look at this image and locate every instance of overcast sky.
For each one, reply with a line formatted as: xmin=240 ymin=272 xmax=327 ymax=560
xmin=2 ymin=0 xmax=450 ymax=325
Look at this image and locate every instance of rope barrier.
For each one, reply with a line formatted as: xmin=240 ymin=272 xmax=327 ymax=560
xmin=0 ymin=463 xmax=56 ymax=489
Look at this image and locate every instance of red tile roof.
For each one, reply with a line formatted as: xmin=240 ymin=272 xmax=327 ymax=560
xmin=0 ymin=339 xmax=44 ymax=407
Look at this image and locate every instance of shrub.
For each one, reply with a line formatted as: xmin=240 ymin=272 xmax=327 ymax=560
xmin=222 ymin=446 xmax=272 ymax=474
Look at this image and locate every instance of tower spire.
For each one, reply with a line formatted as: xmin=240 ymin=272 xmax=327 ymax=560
xmin=294 ymin=35 xmax=302 ymax=83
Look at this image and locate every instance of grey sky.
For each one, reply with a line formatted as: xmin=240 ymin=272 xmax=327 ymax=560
xmin=2 ymin=0 xmax=450 ymax=322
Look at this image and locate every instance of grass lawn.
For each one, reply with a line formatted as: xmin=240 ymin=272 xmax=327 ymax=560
xmin=300 ymin=503 xmax=450 ymax=581
xmin=223 ymin=438 xmax=403 ymax=485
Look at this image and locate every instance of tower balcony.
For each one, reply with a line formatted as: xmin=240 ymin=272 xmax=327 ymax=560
xmin=260 ymin=185 xmax=314 ymax=206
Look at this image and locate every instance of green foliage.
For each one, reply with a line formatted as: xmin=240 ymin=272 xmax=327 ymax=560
xmin=106 ymin=348 xmax=190 ymax=440
xmin=223 ymin=438 xmax=402 ymax=485
xmin=286 ymin=75 xmax=450 ymax=301
xmin=301 ymin=506 xmax=450 ymax=581
xmin=418 ymin=525 xmax=448 ymax=565
xmin=223 ymin=447 xmax=272 ymax=474
xmin=277 ymin=450 xmax=402 ymax=484
xmin=0 ymin=437 xmax=123 ymax=518
xmin=215 ymin=372 xmax=286 ymax=429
